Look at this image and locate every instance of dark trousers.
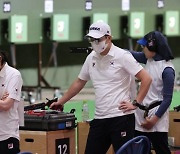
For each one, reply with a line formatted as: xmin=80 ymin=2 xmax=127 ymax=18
xmin=0 ymin=137 xmax=20 ymax=154
xmin=85 ymin=114 xmax=135 ymax=154
xmin=135 ymin=130 xmax=171 ymax=154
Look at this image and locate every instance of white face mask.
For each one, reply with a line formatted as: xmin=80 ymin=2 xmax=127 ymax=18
xmin=91 ymin=40 xmax=108 ymax=54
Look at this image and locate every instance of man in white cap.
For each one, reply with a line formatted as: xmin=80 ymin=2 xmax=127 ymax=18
xmin=50 ymin=21 xmax=152 ymax=154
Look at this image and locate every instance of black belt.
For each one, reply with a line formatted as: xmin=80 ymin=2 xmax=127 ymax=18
xmin=136 ymin=101 xmax=162 ymax=118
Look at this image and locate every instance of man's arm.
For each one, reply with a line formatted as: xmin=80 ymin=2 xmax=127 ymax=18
xmin=135 ymin=69 xmax=152 ymax=103
xmin=50 ymin=78 xmax=87 ymax=108
xmin=1 ymin=92 xmax=9 ymax=101
xmin=0 ymin=98 xmax=15 ymax=111
xmin=119 ymin=69 xmax=152 ymax=112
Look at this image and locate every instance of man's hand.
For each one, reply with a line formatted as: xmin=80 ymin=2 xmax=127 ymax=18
xmin=141 ymin=115 xmax=159 ymax=130
xmin=119 ymin=101 xmax=137 ymax=113
xmin=50 ymin=101 xmax=63 ymax=111
xmin=1 ymin=92 xmax=9 ymax=101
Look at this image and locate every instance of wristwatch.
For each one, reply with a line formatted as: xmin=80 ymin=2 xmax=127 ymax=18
xmin=132 ymin=100 xmax=140 ymax=107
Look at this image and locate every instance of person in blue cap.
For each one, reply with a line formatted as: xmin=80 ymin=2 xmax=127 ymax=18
xmin=120 ymin=31 xmax=175 ymax=154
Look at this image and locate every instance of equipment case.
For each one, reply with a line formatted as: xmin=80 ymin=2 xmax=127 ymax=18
xmin=20 ymin=110 xmax=76 ymax=131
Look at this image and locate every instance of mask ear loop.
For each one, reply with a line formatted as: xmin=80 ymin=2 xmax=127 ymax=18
xmin=105 ymin=35 xmax=111 ymax=46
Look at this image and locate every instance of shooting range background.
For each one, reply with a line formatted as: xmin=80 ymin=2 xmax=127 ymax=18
xmin=0 ymin=0 xmax=180 ymax=112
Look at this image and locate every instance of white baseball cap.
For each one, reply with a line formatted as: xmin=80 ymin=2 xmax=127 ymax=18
xmin=86 ymin=22 xmax=111 ymax=39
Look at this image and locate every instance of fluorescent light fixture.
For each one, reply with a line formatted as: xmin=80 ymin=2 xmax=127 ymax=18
xmin=45 ymin=0 xmax=53 ymax=13
xmin=122 ymin=0 xmax=130 ymax=11
xmin=85 ymin=0 xmax=92 ymax=11
xmin=157 ymin=0 xmax=164 ymax=8
xmin=3 ymin=2 xmax=11 ymax=13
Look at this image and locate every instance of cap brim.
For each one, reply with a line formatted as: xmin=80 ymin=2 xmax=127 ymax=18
xmin=137 ymin=37 xmax=147 ymax=46
xmin=85 ymin=32 xmax=104 ymax=39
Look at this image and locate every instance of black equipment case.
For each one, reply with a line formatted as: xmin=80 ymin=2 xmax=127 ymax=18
xmin=20 ymin=110 xmax=76 ymax=131
xmin=20 ymin=98 xmax=76 ymax=131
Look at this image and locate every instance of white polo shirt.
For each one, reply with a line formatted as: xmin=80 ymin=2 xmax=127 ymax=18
xmin=0 ymin=63 xmax=23 ymax=141
xmin=78 ymin=44 xmax=143 ymax=119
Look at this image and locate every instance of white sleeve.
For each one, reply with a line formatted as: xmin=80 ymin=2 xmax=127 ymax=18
xmin=8 ymin=74 xmax=23 ymax=101
xmin=122 ymin=52 xmax=143 ymax=76
xmin=78 ymin=55 xmax=91 ymax=81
